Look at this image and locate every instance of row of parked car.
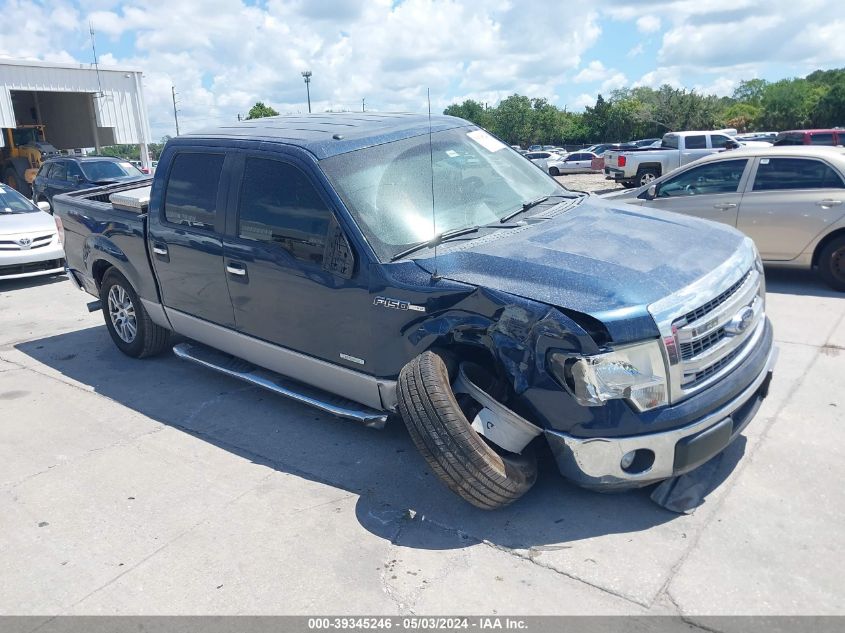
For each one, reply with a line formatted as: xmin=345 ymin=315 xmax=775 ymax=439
xmin=517 ymin=127 xmax=845 ymax=181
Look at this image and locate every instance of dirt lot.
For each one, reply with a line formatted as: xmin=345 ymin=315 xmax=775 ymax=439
xmin=554 ymin=170 xmax=625 ymax=194
xmin=1 ymin=234 xmax=843 ymax=619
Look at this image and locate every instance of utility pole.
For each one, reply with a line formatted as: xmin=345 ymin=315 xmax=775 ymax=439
xmin=362 ymin=98 xmax=365 ymax=112
xmin=171 ymin=86 xmax=180 ymax=136
xmin=301 ymin=70 xmax=312 ymax=113
xmin=237 ymin=113 xmax=242 ymax=121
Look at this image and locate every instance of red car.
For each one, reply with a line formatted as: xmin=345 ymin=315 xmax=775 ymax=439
xmin=773 ymin=129 xmax=845 ymax=146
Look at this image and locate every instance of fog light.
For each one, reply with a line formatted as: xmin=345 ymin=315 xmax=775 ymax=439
xmin=620 ymin=451 xmax=636 ymax=470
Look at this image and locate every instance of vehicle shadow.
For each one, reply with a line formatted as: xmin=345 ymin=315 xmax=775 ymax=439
xmin=765 ymin=267 xmax=840 ymax=298
xmin=14 ymin=325 xmax=747 ymax=551
xmin=0 ymin=273 xmax=67 ymax=291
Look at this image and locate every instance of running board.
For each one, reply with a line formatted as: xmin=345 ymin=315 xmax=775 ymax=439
xmin=172 ymin=342 xmax=388 ymax=428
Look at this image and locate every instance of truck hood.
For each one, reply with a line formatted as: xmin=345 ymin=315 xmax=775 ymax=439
xmin=0 ymin=211 xmax=56 ymax=236
xmin=414 ymin=196 xmax=747 ymax=342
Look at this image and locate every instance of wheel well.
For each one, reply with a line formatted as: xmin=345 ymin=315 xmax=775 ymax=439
xmin=812 ymin=228 xmax=845 ymax=268
xmin=637 ymin=163 xmax=661 ymax=174
xmin=91 ymin=260 xmax=113 ymax=289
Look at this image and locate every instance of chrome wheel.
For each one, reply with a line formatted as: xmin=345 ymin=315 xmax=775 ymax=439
xmin=639 ymin=172 xmax=657 ymax=186
xmin=108 ymin=284 xmax=137 ymax=343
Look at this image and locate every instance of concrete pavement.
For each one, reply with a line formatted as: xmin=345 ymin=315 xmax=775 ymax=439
xmin=1 ymin=262 xmax=843 ymax=618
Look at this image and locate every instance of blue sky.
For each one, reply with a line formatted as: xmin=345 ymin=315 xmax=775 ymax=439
xmin=1 ymin=0 xmax=843 ymax=139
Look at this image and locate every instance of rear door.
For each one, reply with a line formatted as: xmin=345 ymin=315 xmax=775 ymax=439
xmin=221 ymin=152 xmax=371 ymax=367
xmin=737 ymin=156 xmax=845 ymax=260
xmin=646 ymin=158 xmax=751 ymax=225
xmin=147 ymin=149 xmax=236 ymax=326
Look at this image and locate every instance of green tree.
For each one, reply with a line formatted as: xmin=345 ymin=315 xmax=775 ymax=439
xmin=246 ymin=101 xmax=280 ymax=119
xmin=759 ymin=79 xmax=827 ymax=129
xmin=732 ymin=79 xmax=769 ymax=106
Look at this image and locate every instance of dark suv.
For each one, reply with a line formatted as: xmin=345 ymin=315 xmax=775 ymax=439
xmin=32 ymin=156 xmax=145 ymax=213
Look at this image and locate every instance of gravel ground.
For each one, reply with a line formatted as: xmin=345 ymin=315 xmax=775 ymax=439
xmin=554 ymin=170 xmax=625 ymax=195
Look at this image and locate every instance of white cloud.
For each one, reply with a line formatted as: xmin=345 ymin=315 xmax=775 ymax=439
xmin=627 ymin=44 xmax=644 ymax=57
xmin=633 ymin=67 xmax=683 ymax=89
xmin=573 ymin=60 xmax=608 ymax=83
xmin=636 ymin=15 xmax=661 ymax=33
xmin=571 ymin=93 xmax=597 ymax=110
xmin=601 ymin=73 xmax=628 ymax=92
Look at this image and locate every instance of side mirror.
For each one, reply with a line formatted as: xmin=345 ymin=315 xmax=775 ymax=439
xmin=36 ymin=200 xmax=51 ymax=213
xmin=647 ymin=184 xmax=657 ymax=199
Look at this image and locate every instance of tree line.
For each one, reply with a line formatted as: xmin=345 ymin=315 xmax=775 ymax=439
xmin=443 ymin=67 xmax=845 ymax=146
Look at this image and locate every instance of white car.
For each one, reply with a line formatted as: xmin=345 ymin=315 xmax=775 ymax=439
xmin=603 ymin=146 xmax=845 ymax=290
xmin=547 ymin=151 xmax=600 ymax=176
xmin=524 ymin=150 xmax=563 ymax=172
xmin=0 ymin=184 xmax=65 ymax=281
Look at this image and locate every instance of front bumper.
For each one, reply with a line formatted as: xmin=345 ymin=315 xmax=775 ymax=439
xmin=545 ymin=343 xmax=777 ymax=489
xmin=0 ymin=243 xmax=66 ymax=280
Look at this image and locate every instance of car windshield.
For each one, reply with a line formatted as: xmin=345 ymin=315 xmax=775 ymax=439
xmin=0 ymin=185 xmax=38 ymax=214
xmin=320 ymin=127 xmax=564 ymax=261
xmin=80 ymin=160 xmax=142 ymax=181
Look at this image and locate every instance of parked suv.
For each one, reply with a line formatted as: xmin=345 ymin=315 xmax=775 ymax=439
xmin=32 ymin=156 xmax=145 ymax=213
xmin=773 ymin=129 xmax=845 ymax=147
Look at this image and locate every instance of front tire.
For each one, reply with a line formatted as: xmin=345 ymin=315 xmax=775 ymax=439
xmin=549 ymin=167 xmax=560 ymax=176
xmin=397 ymin=350 xmax=537 ymax=510
xmin=818 ymin=235 xmax=845 ymax=292
xmin=99 ymin=269 xmax=170 ymax=358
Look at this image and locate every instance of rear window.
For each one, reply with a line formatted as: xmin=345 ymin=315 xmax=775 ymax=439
xmin=164 ymin=153 xmax=225 ymax=231
xmin=752 ymin=158 xmax=845 ymax=191
xmin=809 ymin=133 xmax=835 ymax=146
xmin=662 ymin=135 xmax=679 ymax=149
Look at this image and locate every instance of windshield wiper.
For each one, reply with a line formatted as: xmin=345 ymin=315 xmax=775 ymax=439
xmin=499 ymin=193 xmax=576 ymax=223
xmin=390 ymin=225 xmax=482 ymax=262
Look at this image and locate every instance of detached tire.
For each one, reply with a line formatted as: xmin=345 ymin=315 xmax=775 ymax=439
xmin=818 ymin=235 xmax=845 ymax=292
xmin=398 ymin=350 xmax=537 ymax=510
xmin=100 ymin=268 xmax=170 ymax=358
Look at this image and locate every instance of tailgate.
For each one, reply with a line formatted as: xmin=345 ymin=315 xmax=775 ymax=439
xmin=604 ymin=152 xmax=620 ymax=168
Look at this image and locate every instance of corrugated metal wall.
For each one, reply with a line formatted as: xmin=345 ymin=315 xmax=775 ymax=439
xmin=0 ymin=60 xmax=151 ymax=149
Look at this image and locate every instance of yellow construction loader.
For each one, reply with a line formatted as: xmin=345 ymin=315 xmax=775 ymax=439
xmin=1 ymin=125 xmax=60 ymax=197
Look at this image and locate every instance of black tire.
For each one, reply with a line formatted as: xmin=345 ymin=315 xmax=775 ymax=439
xmin=549 ymin=166 xmax=560 ymax=176
xmin=99 ymin=268 xmax=170 ymax=358
xmin=621 ymin=181 xmax=638 ymax=189
xmin=636 ymin=167 xmax=660 ymax=188
xmin=397 ymin=350 xmax=537 ymax=510
xmin=818 ymin=235 xmax=845 ymax=292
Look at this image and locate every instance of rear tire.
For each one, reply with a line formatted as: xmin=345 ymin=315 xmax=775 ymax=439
xmin=99 ymin=268 xmax=170 ymax=358
xmin=637 ymin=168 xmax=660 ymax=188
xmin=397 ymin=350 xmax=537 ymax=510
xmin=549 ymin=167 xmax=560 ymax=176
xmin=621 ymin=181 xmax=638 ymax=189
xmin=818 ymin=235 xmax=845 ymax=292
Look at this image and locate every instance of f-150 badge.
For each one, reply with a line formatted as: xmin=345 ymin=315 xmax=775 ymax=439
xmin=373 ymin=296 xmax=426 ymax=312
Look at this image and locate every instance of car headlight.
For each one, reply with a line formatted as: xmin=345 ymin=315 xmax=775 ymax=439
xmin=548 ymin=340 xmax=668 ymax=412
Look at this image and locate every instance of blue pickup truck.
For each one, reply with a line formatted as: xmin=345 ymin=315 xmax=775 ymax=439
xmin=55 ymin=113 xmax=776 ymax=509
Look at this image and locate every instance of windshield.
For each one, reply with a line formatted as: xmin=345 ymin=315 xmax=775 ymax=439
xmin=320 ymin=127 xmax=564 ymax=261
xmin=0 ymin=185 xmax=39 ymax=214
xmin=81 ymin=160 xmax=142 ymax=181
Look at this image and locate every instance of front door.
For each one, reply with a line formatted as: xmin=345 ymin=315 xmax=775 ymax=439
xmin=221 ymin=153 xmax=371 ymax=369
xmin=647 ymin=157 xmax=751 ymax=226
xmin=147 ymin=150 xmax=236 ymax=326
xmin=737 ymin=156 xmax=845 ymax=260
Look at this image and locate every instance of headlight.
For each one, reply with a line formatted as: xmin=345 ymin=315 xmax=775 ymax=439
xmin=548 ymin=340 xmax=668 ymax=412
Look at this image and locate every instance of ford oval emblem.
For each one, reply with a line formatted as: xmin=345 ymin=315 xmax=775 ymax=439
xmin=724 ymin=306 xmax=755 ymax=336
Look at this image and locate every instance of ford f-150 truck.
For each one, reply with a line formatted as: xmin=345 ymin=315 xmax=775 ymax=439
xmin=604 ymin=131 xmax=771 ymax=188
xmin=55 ymin=113 xmax=776 ymax=509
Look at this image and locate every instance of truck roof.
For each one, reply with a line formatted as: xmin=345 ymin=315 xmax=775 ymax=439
xmin=180 ymin=112 xmax=470 ymax=160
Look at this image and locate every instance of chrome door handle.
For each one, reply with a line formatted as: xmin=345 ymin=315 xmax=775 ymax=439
xmin=713 ymin=203 xmax=738 ymax=210
xmin=226 ymin=263 xmax=246 ymax=276
xmin=152 ymin=244 xmax=168 ymax=256
xmin=817 ymin=199 xmax=843 ymax=207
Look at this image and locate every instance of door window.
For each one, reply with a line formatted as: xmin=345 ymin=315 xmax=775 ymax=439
xmin=163 ymin=153 xmax=225 ymax=231
xmin=710 ymin=135 xmax=733 ymax=149
xmin=237 ymin=157 xmax=333 ymax=266
xmin=685 ymin=135 xmax=707 ymax=149
xmin=809 ymin=133 xmax=835 ymax=145
xmin=51 ymin=162 xmax=67 ymax=181
xmin=66 ymin=162 xmax=84 ymax=181
xmin=657 ymin=159 xmax=748 ymax=198
xmin=752 ymin=158 xmax=845 ymax=191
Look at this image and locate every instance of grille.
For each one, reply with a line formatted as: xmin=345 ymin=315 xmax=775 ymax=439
xmin=680 ymin=271 xmax=750 ymax=325
xmin=672 ymin=267 xmax=762 ymax=394
xmin=0 ymin=258 xmax=64 ymax=277
xmin=0 ymin=233 xmax=54 ymax=251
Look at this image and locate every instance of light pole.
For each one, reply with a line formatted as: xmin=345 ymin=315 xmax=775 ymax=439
xmin=301 ymin=70 xmax=312 ymax=113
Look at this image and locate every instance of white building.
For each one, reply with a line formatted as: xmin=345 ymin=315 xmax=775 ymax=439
xmin=0 ymin=58 xmax=153 ymax=167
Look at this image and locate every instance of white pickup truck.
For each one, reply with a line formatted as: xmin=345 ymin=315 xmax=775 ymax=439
xmin=604 ymin=131 xmax=769 ymax=188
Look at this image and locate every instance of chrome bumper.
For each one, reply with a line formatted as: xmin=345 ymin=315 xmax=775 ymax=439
xmin=546 ymin=344 xmax=777 ymax=489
